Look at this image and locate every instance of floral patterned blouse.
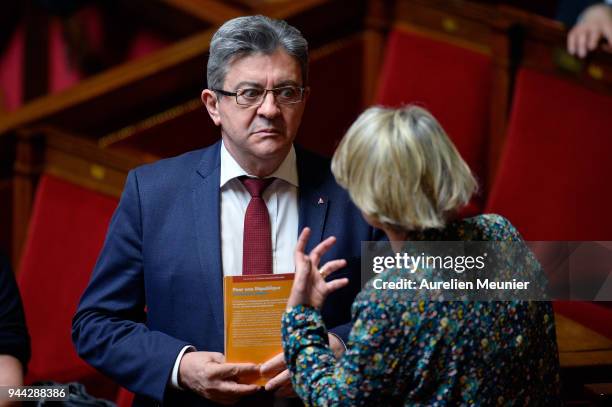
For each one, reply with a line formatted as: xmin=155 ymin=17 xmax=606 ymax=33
xmin=281 ymin=214 xmax=561 ymax=406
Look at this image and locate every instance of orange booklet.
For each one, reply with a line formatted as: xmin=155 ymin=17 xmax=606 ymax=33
xmin=223 ymin=273 xmax=294 ymax=385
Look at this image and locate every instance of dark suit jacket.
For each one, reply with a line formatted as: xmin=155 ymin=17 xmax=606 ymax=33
xmin=72 ymin=141 xmax=378 ymax=406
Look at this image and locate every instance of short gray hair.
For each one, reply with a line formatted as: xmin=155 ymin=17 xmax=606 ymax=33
xmin=207 ymin=15 xmax=309 ymax=90
xmin=331 ymin=105 xmax=477 ymax=231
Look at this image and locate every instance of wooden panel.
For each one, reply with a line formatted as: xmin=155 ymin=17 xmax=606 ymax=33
xmin=392 ymin=0 xmax=496 ymax=54
xmin=11 ymin=127 xmax=149 ymax=265
xmin=0 ymin=28 xmax=216 ymax=137
xmin=362 ymin=29 xmax=386 ymax=105
xmin=556 ymin=313 xmax=612 ymax=401
xmin=228 ymin=0 xmax=353 ymax=24
xmin=121 ymin=0 xmax=211 ymax=38
xmin=160 ymin=0 xmax=246 ymax=25
xmin=44 ymin=132 xmax=148 ymax=197
xmin=362 ymin=0 xmax=393 ymax=105
xmin=472 ymin=0 xmax=557 ymax=19
xmin=0 ymin=0 xmax=364 ymax=140
xmin=556 ymin=314 xmax=612 ymax=368
xmin=298 ymin=34 xmax=365 ymax=157
xmin=12 ymin=130 xmax=44 ymax=268
xmin=521 ymin=35 xmax=612 ymax=95
xmin=279 ymin=0 xmax=366 ymax=50
xmin=102 ymin=99 xmax=219 ymax=159
xmin=45 ymin=150 xmax=132 ymax=198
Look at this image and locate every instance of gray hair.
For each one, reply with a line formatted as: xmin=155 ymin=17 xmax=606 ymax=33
xmin=207 ymin=15 xmax=309 ymax=90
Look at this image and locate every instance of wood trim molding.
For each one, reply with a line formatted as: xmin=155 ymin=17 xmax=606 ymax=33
xmin=160 ymin=0 xmax=245 ymax=25
xmin=11 ymin=126 xmax=150 ymax=265
xmin=0 ymin=28 xmax=216 ymax=135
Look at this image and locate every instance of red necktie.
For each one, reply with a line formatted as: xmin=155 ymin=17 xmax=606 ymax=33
xmin=240 ymin=176 xmax=274 ymax=275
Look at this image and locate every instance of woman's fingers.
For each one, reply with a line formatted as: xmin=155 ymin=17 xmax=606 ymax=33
xmin=308 ymin=236 xmax=337 ymax=267
xmin=295 ymin=227 xmax=311 ymax=255
xmin=294 ymin=255 xmax=311 ymax=285
xmin=292 ymin=231 xmax=347 ymax=308
xmin=287 ymin=254 xmax=311 ymax=307
xmin=325 ymin=278 xmax=349 ymax=295
xmin=319 ymin=259 xmax=347 ymax=279
xmin=577 ymin=29 xmax=589 ymax=57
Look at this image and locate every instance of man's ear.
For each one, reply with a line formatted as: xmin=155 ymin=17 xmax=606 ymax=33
xmin=202 ymin=89 xmax=221 ymax=126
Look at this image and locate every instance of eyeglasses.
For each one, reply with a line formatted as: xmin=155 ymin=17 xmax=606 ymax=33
xmin=213 ymin=86 xmax=305 ymax=106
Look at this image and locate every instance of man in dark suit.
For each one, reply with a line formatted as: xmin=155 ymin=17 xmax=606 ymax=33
xmin=72 ymin=15 xmax=377 ymax=406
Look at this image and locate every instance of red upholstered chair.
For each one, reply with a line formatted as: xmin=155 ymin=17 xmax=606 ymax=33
xmin=17 ymin=174 xmax=119 ymax=399
xmin=485 ymin=68 xmax=612 ymax=339
xmin=375 ymin=28 xmax=493 ymax=216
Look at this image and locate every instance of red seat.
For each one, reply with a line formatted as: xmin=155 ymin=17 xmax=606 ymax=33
xmin=487 ymin=68 xmax=612 ymax=241
xmin=486 ymin=68 xmax=612 ymax=338
xmin=17 ymin=174 xmax=119 ymax=399
xmin=375 ymin=28 xmax=493 ymax=215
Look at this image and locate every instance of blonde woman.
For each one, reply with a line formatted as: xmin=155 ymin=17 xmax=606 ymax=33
xmin=281 ymin=106 xmax=561 ymax=406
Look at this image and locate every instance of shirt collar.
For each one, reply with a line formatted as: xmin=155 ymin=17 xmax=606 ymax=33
xmin=220 ymin=140 xmax=299 ymax=188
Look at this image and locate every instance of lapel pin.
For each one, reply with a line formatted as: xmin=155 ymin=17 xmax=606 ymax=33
xmin=317 ymin=197 xmax=325 ymax=205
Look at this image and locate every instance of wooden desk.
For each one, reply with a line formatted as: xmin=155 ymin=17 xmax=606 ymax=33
xmin=555 ymin=313 xmax=612 ymax=368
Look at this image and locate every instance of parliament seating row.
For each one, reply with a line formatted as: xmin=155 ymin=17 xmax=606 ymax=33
xmin=5 ymin=0 xmax=612 ymax=403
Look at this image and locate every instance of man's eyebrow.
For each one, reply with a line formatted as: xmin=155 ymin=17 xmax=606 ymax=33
xmin=233 ymin=81 xmax=264 ymax=89
xmin=274 ymin=80 xmax=301 ymax=87
xmin=232 ymin=80 xmax=301 ymax=89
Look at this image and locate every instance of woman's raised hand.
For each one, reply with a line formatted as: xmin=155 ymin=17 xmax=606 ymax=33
xmin=287 ymin=227 xmax=349 ymax=309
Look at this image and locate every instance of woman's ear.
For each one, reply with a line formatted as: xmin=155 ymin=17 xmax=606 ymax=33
xmin=201 ymin=89 xmax=221 ymax=126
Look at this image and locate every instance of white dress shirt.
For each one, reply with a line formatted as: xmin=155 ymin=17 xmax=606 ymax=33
xmin=170 ymin=141 xmax=299 ymax=388
xmin=219 ymin=141 xmax=299 ymax=276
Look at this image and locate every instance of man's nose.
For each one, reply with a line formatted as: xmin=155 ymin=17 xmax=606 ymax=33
xmin=256 ymin=90 xmax=281 ymax=118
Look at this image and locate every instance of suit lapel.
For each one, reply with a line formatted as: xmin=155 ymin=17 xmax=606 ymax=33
xmin=297 ymin=147 xmax=329 ymax=252
xmin=192 ymin=141 xmax=224 ymax=334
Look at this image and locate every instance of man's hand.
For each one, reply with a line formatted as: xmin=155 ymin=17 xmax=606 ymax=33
xmin=328 ymin=333 xmax=346 ymax=359
xmin=178 ymin=351 xmax=260 ymax=405
xmin=260 ymin=353 xmax=295 ymax=398
xmin=568 ymin=4 xmax=612 ymax=58
xmin=287 ymin=228 xmax=348 ymax=309
xmin=261 ymin=334 xmax=345 ymax=398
